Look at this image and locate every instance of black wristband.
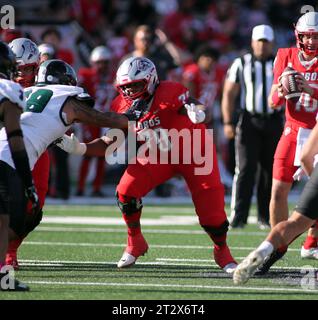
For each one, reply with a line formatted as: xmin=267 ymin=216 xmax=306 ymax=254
xmin=7 ymin=129 xmax=23 ymax=139
xmin=11 ymin=149 xmax=33 ymax=189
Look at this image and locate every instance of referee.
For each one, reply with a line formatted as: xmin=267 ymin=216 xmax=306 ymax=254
xmin=222 ymin=25 xmax=283 ymax=229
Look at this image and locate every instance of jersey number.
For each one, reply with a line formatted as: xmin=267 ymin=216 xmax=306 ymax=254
xmin=25 ymin=89 xmax=53 ymax=113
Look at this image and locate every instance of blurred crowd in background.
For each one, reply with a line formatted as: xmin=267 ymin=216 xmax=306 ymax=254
xmin=0 ymin=0 xmax=313 ymax=199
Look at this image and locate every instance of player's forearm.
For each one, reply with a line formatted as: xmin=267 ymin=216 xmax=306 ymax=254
xmin=269 ymin=90 xmax=284 ymax=108
xmin=79 ymin=109 xmax=129 ymax=129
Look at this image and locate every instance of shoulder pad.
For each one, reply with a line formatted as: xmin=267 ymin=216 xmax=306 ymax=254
xmin=74 ymin=92 xmax=95 ymax=108
xmin=0 ymin=79 xmax=25 ymax=110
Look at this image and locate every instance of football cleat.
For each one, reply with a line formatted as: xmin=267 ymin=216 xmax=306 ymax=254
xmin=223 ymin=262 xmax=238 ymax=274
xmin=233 ymin=250 xmax=264 ymax=285
xmin=117 ymin=252 xmax=138 ymax=268
xmin=254 ymin=249 xmax=286 ymax=275
xmin=300 ymin=246 xmax=318 ymax=260
xmin=214 ymin=244 xmax=237 ymax=272
xmin=117 ymin=233 xmax=148 ymax=268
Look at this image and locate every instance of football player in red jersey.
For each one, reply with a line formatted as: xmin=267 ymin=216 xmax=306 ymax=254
xmin=249 ymin=12 xmax=318 ymax=274
xmin=6 ymin=38 xmax=50 ymax=269
xmin=76 ymin=46 xmax=116 ymax=196
xmin=56 ymin=56 xmax=237 ymax=273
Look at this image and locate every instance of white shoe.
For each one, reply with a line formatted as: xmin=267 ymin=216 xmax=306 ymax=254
xmin=223 ymin=262 xmax=237 ymax=274
xmin=117 ymin=252 xmax=137 ymax=268
xmin=300 ymin=246 xmax=318 ymax=259
xmin=233 ymin=250 xmax=264 ymax=285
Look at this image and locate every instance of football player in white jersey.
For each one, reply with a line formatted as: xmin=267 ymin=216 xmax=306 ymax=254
xmin=0 ymin=58 xmax=136 ymax=290
xmin=0 ymin=41 xmax=39 ymax=291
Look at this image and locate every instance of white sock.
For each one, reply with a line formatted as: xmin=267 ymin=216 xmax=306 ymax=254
xmin=256 ymin=241 xmax=274 ymax=259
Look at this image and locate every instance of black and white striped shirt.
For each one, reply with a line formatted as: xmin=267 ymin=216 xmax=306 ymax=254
xmin=226 ymin=52 xmax=275 ymax=115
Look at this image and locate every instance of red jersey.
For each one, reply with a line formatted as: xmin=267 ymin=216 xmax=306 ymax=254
xmin=111 ymin=81 xmax=205 ymax=132
xmin=111 ymin=81 xmax=209 ymax=165
xmin=182 ymin=63 xmax=225 ymax=108
xmin=274 ymin=47 xmax=318 ymax=129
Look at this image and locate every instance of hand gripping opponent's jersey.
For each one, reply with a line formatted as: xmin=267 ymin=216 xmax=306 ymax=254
xmin=0 ymin=84 xmax=84 ymax=169
xmin=0 ymin=79 xmax=25 ymax=121
xmin=274 ymin=47 xmax=318 ymax=129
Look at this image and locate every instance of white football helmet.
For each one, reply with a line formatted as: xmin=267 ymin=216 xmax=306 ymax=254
xmin=295 ymin=12 xmax=318 ymax=56
xmin=116 ymin=57 xmax=159 ymax=101
xmin=9 ymin=37 xmax=40 ymax=87
xmin=90 ymin=46 xmax=112 ymax=63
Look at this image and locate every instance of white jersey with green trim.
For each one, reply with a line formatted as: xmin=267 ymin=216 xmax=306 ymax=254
xmin=0 ymin=84 xmax=84 ymax=169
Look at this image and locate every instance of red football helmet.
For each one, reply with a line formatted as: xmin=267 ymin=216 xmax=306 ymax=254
xmin=295 ymin=12 xmax=318 ymax=57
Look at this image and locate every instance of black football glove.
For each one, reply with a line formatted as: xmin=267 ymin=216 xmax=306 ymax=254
xmin=124 ymin=98 xmax=148 ymax=121
xmin=25 ymin=185 xmax=40 ymax=215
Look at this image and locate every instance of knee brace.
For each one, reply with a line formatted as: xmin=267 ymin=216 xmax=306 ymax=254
xmin=116 ymin=192 xmax=143 ymax=215
xmin=201 ymin=220 xmax=229 ymax=236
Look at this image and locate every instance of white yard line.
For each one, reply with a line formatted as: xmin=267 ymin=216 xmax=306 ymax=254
xmin=41 ymin=215 xmax=260 ymax=226
xmin=22 ymin=240 xmax=300 ymax=252
xmin=18 ymin=258 xmax=312 ymax=270
xmin=35 ymin=225 xmax=268 ymax=236
xmin=25 ymin=280 xmax=318 ymax=293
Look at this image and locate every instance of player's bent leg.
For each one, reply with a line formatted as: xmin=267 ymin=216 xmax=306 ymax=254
xmin=116 ymin=163 xmax=174 ymax=268
xmin=116 ymin=192 xmax=148 ymax=268
xmin=202 ymin=222 xmax=237 ymax=273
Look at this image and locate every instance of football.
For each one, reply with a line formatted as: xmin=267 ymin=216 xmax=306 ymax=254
xmin=280 ymin=66 xmax=301 ymax=103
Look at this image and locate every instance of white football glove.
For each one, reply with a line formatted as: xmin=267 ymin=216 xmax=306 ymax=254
xmin=55 ymin=133 xmax=87 ymax=155
xmin=185 ymin=103 xmax=206 ymax=124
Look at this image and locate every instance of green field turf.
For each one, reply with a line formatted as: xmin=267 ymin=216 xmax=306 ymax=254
xmin=2 ymin=204 xmax=318 ymax=300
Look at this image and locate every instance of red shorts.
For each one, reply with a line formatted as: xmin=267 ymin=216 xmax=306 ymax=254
xmin=117 ymin=144 xmax=227 ymax=226
xmin=273 ymin=122 xmax=299 ymax=183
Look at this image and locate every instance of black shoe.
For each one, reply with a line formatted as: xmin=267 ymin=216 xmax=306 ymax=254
xmin=0 ymin=273 xmax=30 ymax=291
xmin=254 ymin=249 xmax=287 ymax=275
